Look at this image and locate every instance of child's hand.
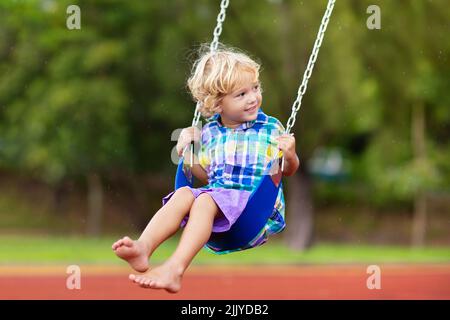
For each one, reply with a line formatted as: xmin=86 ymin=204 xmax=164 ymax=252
xmin=275 ymin=133 xmax=297 ymax=161
xmin=176 ymin=126 xmax=201 ymax=157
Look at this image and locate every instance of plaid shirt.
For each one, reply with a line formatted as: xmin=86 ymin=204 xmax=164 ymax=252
xmin=198 ymin=108 xmax=286 ymax=234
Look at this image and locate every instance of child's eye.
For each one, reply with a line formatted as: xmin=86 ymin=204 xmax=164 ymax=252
xmin=254 ymin=85 xmax=260 ymax=90
xmin=236 ymin=92 xmax=245 ymax=98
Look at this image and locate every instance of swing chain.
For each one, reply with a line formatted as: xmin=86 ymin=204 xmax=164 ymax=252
xmin=281 ymin=0 xmax=335 ymax=172
xmin=210 ymin=0 xmax=230 ymax=52
xmin=191 ymin=0 xmax=230 ymax=130
xmin=186 ymin=0 xmax=230 ymax=162
xmin=285 ymin=0 xmax=336 ymax=135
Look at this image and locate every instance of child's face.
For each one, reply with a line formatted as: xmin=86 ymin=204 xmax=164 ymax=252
xmin=217 ymin=76 xmax=262 ymax=128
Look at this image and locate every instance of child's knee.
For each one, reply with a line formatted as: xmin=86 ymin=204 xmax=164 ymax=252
xmin=192 ymin=193 xmax=219 ymax=216
xmin=175 ymin=186 xmax=195 ymax=202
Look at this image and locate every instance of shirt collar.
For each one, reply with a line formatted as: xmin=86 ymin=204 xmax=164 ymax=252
xmin=208 ymin=108 xmax=268 ymax=130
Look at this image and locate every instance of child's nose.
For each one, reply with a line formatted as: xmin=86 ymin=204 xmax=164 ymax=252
xmin=248 ymin=93 xmax=258 ymax=104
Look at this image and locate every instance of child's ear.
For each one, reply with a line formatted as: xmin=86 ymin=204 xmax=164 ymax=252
xmin=214 ymin=96 xmax=225 ymax=114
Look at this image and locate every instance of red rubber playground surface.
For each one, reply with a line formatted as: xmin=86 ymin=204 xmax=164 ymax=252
xmin=1 ymin=264 xmax=449 ymax=300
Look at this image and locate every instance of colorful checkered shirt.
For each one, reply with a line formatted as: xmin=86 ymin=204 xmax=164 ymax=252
xmin=198 ymin=108 xmax=286 ymax=238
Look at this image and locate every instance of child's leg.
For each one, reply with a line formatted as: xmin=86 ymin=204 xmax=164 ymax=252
xmin=130 ymin=193 xmax=219 ymax=293
xmin=112 ymin=186 xmax=196 ymax=272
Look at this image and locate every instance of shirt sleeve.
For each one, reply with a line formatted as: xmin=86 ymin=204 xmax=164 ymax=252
xmin=274 ymin=119 xmax=285 ymax=136
xmin=266 ymin=119 xmax=285 ymax=161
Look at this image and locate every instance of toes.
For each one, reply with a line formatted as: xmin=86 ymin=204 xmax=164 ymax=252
xmin=132 ymin=276 xmax=142 ymax=284
xmin=140 ymin=278 xmax=152 ymax=288
xmin=138 ymin=277 xmax=152 ymax=287
xmin=112 ymin=238 xmax=127 ymax=250
xmin=129 ymin=274 xmax=157 ymax=288
xmin=129 ymin=270 xmax=170 ymax=290
xmin=122 ymin=237 xmax=133 ymax=247
xmin=112 ymin=240 xmax=121 ymax=250
xmin=112 ymin=236 xmax=135 ymax=251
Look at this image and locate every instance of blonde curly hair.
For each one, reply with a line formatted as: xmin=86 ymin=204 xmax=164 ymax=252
xmin=187 ymin=44 xmax=261 ymax=118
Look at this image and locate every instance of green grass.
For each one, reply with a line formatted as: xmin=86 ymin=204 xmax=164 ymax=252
xmin=0 ymin=235 xmax=449 ymax=265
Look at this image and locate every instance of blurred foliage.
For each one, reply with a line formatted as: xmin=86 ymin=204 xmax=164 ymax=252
xmin=0 ymin=0 xmax=449 ymax=207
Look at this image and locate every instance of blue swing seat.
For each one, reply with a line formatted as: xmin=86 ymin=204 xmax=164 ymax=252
xmin=174 ymin=157 xmax=283 ymax=252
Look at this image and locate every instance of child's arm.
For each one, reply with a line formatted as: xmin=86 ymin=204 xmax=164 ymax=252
xmin=275 ymin=133 xmax=300 ymax=177
xmin=281 ymin=152 xmax=300 ymax=176
xmin=176 ymin=126 xmax=209 ymax=185
xmin=184 ymin=151 xmax=209 ymax=185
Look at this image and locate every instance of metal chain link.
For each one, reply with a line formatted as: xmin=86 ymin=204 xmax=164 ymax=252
xmin=185 ymin=0 xmax=335 ymax=171
xmin=210 ymin=0 xmax=230 ymax=52
xmin=185 ymin=0 xmax=230 ymax=163
xmin=191 ymin=0 xmax=230 ymax=128
xmin=281 ymin=0 xmax=335 ymax=171
xmin=285 ymin=0 xmax=336 ymax=134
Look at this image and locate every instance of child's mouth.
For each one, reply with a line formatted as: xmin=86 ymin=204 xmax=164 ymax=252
xmin=246 ymin=105 xmax=258 ymax=113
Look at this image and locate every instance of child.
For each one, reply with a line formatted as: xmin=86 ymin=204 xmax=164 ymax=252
xmin=112 ymin=45 xmax=300 ymax=293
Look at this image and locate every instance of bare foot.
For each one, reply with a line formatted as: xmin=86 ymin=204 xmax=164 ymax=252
xmin=129 ymin=262 xmax=184 ymax=293
xmin=112 ymin=236 xmax=150 ymax=273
